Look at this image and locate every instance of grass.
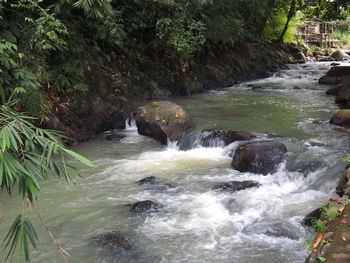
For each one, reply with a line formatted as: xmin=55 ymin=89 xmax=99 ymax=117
xmin=331 ymin=30 xmax=350 ymax=45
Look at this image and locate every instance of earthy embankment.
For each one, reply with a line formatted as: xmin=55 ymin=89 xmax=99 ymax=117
xmin=305 ymin=65 xmax=350 ymax=263
xmin=44 ymin=41 xmax=305 ymax=144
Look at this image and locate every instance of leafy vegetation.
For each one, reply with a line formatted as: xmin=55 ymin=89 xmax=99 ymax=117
xmin=332 ymin=29 xmax=350 ymax=45
xmin=0 ymin=0 xmax=324 ymax=118
xmin=0 ymin=89 xmax=96 ymax=261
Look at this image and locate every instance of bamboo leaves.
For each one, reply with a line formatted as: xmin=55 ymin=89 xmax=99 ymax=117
xmin=0 ymin=99 xmax=95 ymax=261
xmin=3 ymin=215 xmax=38 ymax=262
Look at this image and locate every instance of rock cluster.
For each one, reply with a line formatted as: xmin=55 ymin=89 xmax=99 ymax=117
xmin=320 ymin=66 xmax=350 ymax=128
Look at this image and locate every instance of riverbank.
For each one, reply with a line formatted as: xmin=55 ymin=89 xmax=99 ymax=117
xmin=304 ymin=65 xmax=350 ymax=263
xmin=43 ymin=41 xmax=304 ymax=144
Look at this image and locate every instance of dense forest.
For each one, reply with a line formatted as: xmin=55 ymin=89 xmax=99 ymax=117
xmin=0 ymin=0 xmax=348 ymax=120
xmin=1 ymin=0 xmax=350 ymax=262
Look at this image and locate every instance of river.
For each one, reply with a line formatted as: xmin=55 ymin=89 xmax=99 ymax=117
xmin=1 ymin=62 xmax=350 ymax=263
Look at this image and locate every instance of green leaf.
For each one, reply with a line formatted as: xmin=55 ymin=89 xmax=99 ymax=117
xmin=3 ymin=215 xmax=38 ymax=262
xmin=63 ymin=148 xmax=96 ymax=167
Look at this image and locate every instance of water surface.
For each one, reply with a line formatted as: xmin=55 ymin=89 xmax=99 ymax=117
xmin=1 ymin=62 xmax=350 ymax=263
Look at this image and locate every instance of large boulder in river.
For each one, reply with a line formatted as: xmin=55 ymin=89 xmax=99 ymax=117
xmin=199 ymin=129 xmax=256 ymax=147
xmin=319 ymin=66 xmax=350 ymax=85
xmin=330 ymin=109 xmax=350 ymax=128
xmin=136 ymin=101 xmax=192 ymax=144
xmin=232 ymin=141 xmax=287 ymax=175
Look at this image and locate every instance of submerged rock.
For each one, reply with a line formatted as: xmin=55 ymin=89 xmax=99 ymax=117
xmin=288 ymin=161 xmax=325 ymax=176
xmin=199 ymin=129 xmax=256 ymax=147
xmin=136 ymin=176 xmax=159 ymax=185
xmin=232 ymin=141 xmax=287 ymax=175
xmin=90 ymin=231 xmax=131 ymax=255
xmin=129 ymin=200 xmax=163 ymax=213
xmin=214 ymin=180 xmax=261 ymax=192
xmin=105 ymin=133 xmax=126 ymax=142
xmin=264 ymin=223 xmax=300 ymax=240
xmin=330 ymin=109 xmax=350 ymax=128
xmin=136 ymin=101 xmax=192 ymax=144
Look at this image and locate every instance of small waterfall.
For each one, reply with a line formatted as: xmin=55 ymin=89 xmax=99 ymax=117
xmin=125 ymin=115 xmax=137 ymax=130
xmin=177 ymin=130 xmax=227 ymax=150
xmin=198 ymin=130 xmax=227 ymax=148
xmin=178 ymin=130 xmax=253 ymax=150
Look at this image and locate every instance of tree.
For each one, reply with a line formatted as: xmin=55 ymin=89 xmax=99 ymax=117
xmin=310 ymin=0 xmax=350 ymax=21
xmin=0 ymin=88 xmax=96 ymax=262
xmin=278 ymin=0 xmax=298 ymax=42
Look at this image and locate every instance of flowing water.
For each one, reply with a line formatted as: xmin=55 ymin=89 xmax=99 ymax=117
xmin=1 ymin=62 xmax=350 ymax=263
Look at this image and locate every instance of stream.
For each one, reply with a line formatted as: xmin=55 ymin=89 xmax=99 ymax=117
xmin=1 ymin=62 xmax=350 ymax=263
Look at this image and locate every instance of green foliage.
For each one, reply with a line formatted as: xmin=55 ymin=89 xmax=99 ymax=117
xmin=3 ymin=215 xmax=38 ymax=262
xmin=0 ymin=90 xmax=96 ymax=261
xmin=311 ymin=218 xmax=328 ymax=233
xmin=345 ymin=154 xmax=350 ymax=164
xmin=309 ymin=0 xmax=350 ymax=21
xmin=332 ymin=29 xmax=350 ymax=45
xmin=0 ymin=98 xmax=95 ymax=199
xmin=264 ymin=10 xmax=301 ymax=43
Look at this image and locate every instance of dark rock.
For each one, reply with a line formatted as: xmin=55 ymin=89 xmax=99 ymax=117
xmin=264 ymin=224 xmax=299 ymax=240
xmin=136 ymin=101 xmax=192 ymax=144
xmin=335 ymin=89 xmax=350 ymax=104
xmin=90 ymin=231 xmax=131 ymax=255
xmin=293 ymin=86 xmax=301 ymax=90
xmin=136 ymin=176 xmax=159 ymax=185
xmin=336 ymin=167 xmax=350 ymax=197
xmin=326 ymin=85 xmax=344 ymax=96
xmin=105 ymin=133 xmax=126 ymax=142
xmin=214 ymin=180 xmax=261 ymax=192
xmin=330 ymin=62 xmax=341 ymax=67
xmin=288 ymin=161 xmax=325 ymax=176
xmin=130 ymin=200 xmax=163 ymax=213
xmin=199 ymin=129 xmax=256 ymax=147
xmin=319 ymin=66 xmax=350 ymax=85
xmin=302 ymin=207 xmax=323 ymax=227
xmin=330 ymin=109 xmax=350 ymax=128
xmin=319 ymin=75 xmax=341 ymax=85
xmin=232 ymin=141 xmax=288 ymax=175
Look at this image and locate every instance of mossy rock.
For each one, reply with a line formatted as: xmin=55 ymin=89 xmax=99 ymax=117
xmin=330 ymin=109 xmax=350 ymax=128
xmin=136 ymin=101 xmax=192 ymax=144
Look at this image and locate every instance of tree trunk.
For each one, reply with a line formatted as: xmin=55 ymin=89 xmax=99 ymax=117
xmin=278 ymin=0 xmax=297 ymax=42
xmin=255 ymin=0 xmax=276 ymax=35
